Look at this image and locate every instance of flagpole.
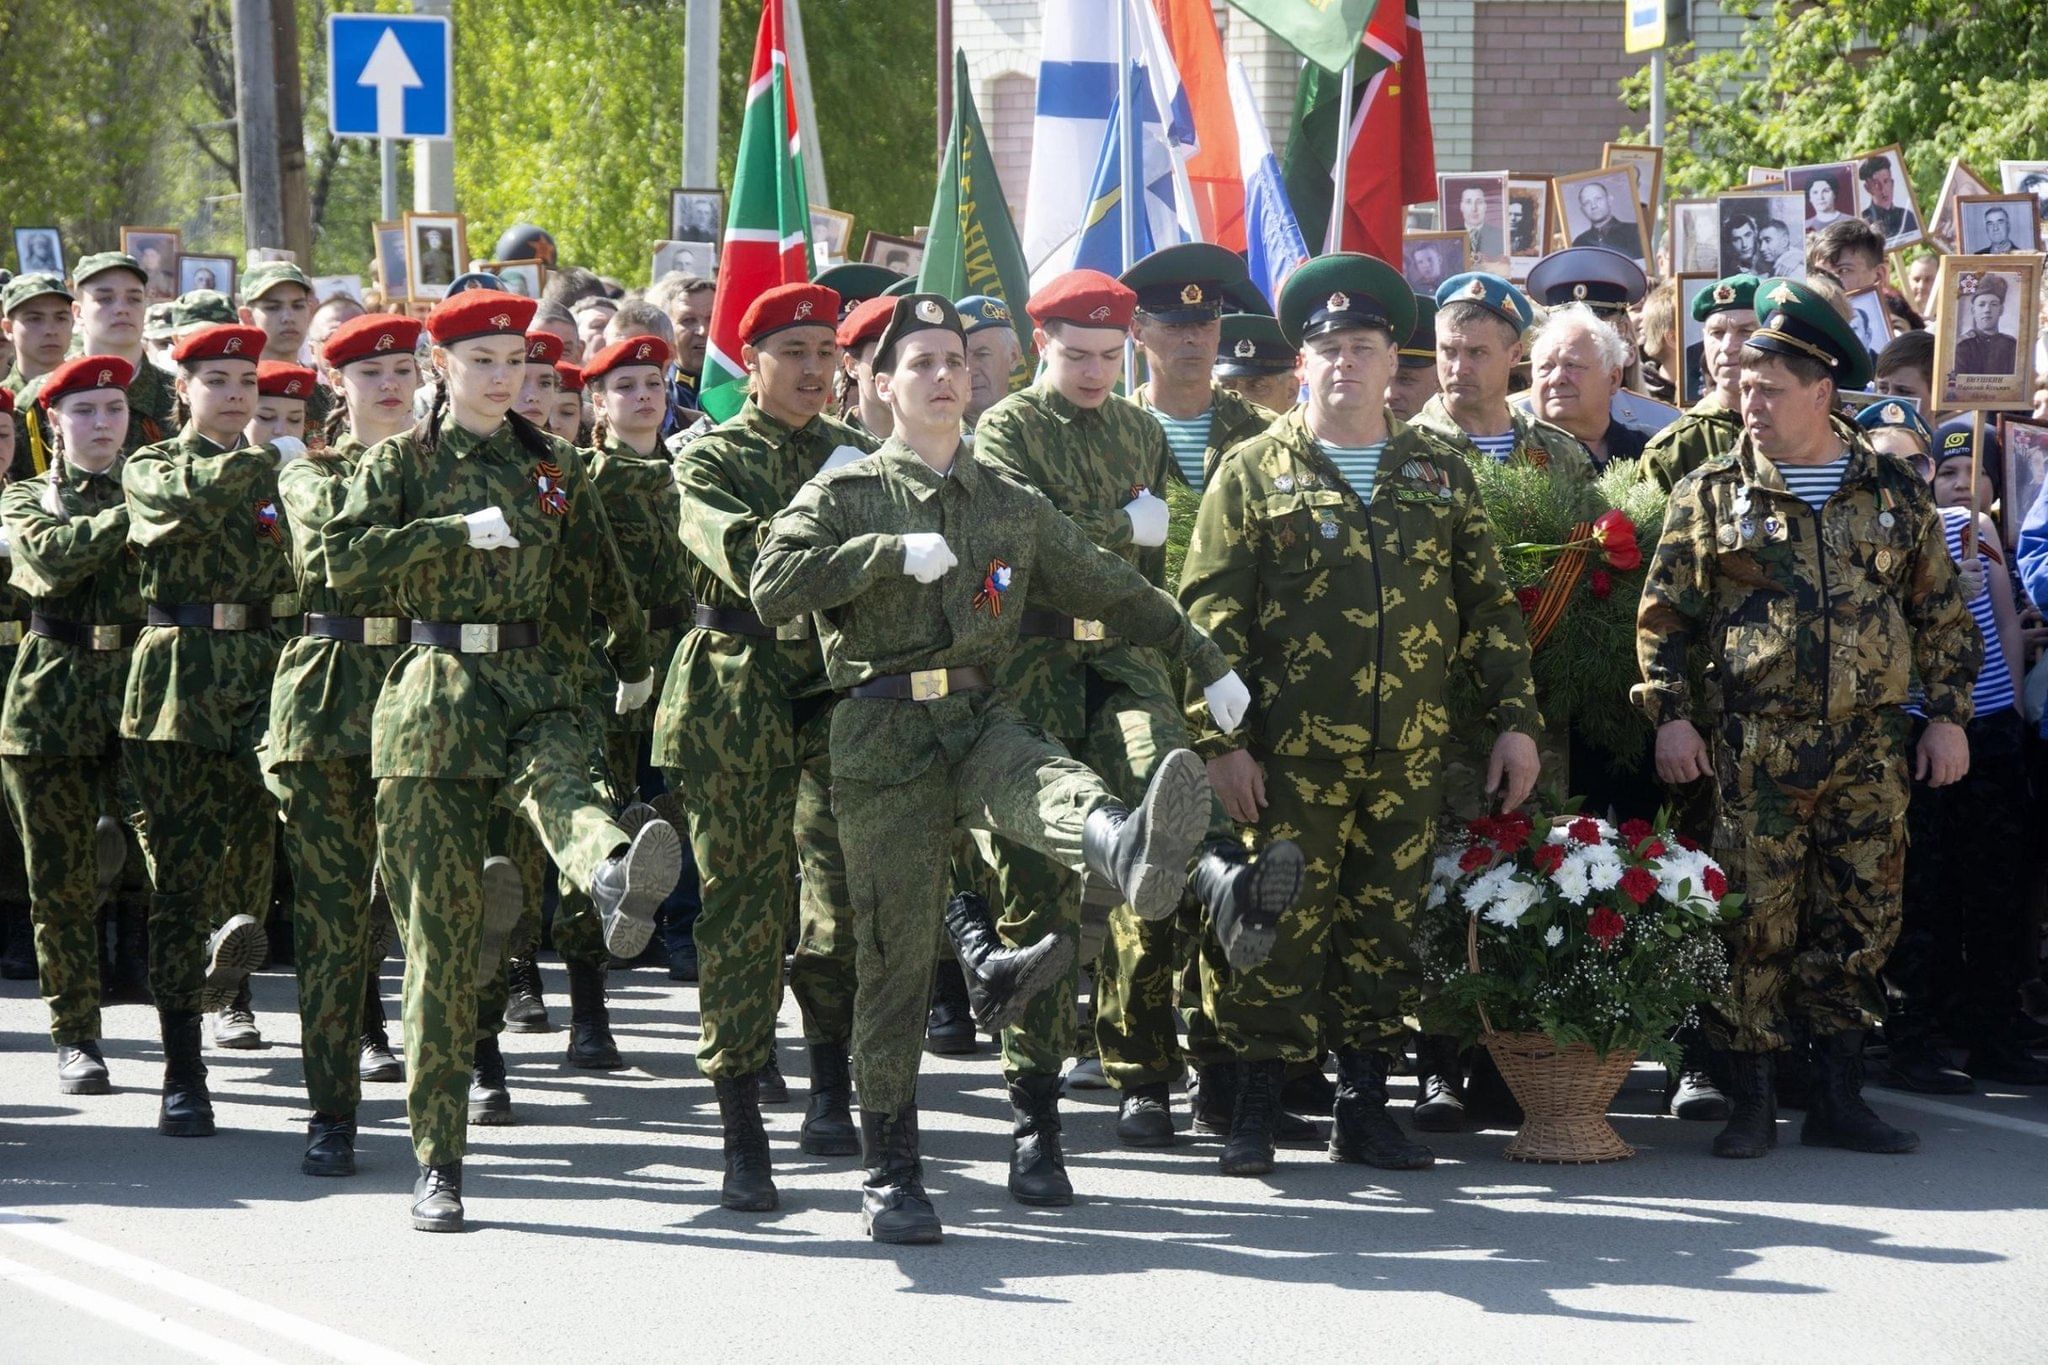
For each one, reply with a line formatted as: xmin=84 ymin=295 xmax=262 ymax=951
xmin=1118 ymin=0 xmax=1136 ymax=389
xmin=1325 ymin=52 xmax=1355 ymax=255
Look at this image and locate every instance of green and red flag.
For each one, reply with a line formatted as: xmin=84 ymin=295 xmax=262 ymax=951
xmin=1224 ymin=0 xmax=1379 ymax=74
xmin=918 ymin=48 xmax=1035 ymax=375
xmin=699 ymin=0 xmax=816 ymax=422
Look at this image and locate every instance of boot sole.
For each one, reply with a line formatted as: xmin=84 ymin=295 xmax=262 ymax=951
xmin=1009 ymin=1188 xmax=1074 ymax=1207
xmin=924 ymin=1031 xmax=980 ymax=1056
xmin=720 ymin=1190 xmax=781 ymax=1212
xmin=503 ymin=1011 xmax=554 ymax=1035
xmin=158 ymin=1117 xmax=216 ymax=1137
xmin=199 ymin=916 xmax=269 ymax=1012
xmin=411 ymin=1213 xmax=464 ymax=1232
xmin=360 ymin=1059 xmax=405 ymax=1083
xmin=864 ymin=1215 xmax=943 ymax=1245
xmin=1218 ymin=1157 xmax=1274 ymax=1176
xmin=302 ymin=1157 xmax=356 ymax=1177
xmin=566 ymin=1050 xmax=627 ymax=1071
xmin=474 ymin=857 xmax=524 ymax=989
xmin=1328 ymin=1146 xmax=1435 ymax=1170
xmin=1671 ymin=1097 xmax=1734 ymax=1121
xmin=469 ymin=1102 xmax=516 ymax=1127
xmin=1116 ymin=1123 xmax=1177 ymax=1149
xmin=1125 ymin=751 xmax=1211 ymax=922
xmin=1799 ymin=1128 xmax=1920 ymax=1154
xmin=1216 ymin=839 xmax=1304 ymax=972
xmin=212 ymin=1031 xmax=266 ymax=1051
xmin=601 ymin=821 xmax=682 ymax=960
xmin=974 ymin=935 xmax=1077 ymax=1035
xmin=798 ymin=1129 xmax=861 ymax=1157
xmin=58 ymin=1075 xmax=112 ymax=1096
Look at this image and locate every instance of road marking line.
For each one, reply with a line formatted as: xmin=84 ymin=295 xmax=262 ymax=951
xmin=0 ymin=1254 xmax=284 ymax=1365
xmin=0 ymin=1212 xmax=425 ymax=1365
xmin=1875 ymin=1092 xmax=2048 ymax=1139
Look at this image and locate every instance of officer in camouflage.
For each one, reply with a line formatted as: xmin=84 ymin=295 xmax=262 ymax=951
xmin=1640 ymin=274 xmax=1760 ymax=492
xmin=3 ymin=274 xmax=75 ymax=405
xmin=1636 ymin=277 xmax=1979 ymax=1162
xmin=1125 ymin=244 xmax=1277 ymax=491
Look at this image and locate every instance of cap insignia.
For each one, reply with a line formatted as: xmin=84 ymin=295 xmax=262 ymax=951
xmin=96 ymin=368 xmax=113 ymax=386
xmin=794 ymin=301 xmax=815 ymax=319
xmin=1765 ymin=283 xmax=1798 ymax=306
xmin=1882 ymin=402 xmax=1905 ymax=424
xmin=915 ymin=299 xmax=944 ymax=323
xmin=1326 ymin=291 xmax=1350 ymax=312
xmin=1572 ymin=283 xmax=1589 ymax=300
xmin=635 ymin=342 xmax=654 ymax=359
xmin=1234 ymin=338 xmax=1257 ymax=358
xmin=1461 ymin=279 xmax=1488 ymax=301
xmin=1088 ymin=305 xmax=1112 ymax=322
xmin=375 ymin=333 xmax=395 ymax=351
xmin=1712 ymin=283 xmax=1736 ymax=305
xmin=490 ymin=313 xmax=512 ymax=329
xmin=224 ymin=336 xmax=244 ymax=355
xmin=1180 ymin=283 xmax=1203 ymax=305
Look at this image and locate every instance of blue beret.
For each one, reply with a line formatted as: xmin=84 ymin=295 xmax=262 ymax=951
xmin=1434 ymin=272 xmax=1534 ymax=337
xmin=954 ymin=295 xmax=1015 ymax=335
xmin=1854 ymin=399 xmax=1931 ymax=446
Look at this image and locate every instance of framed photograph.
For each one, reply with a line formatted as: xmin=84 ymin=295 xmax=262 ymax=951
xmin=486 ymin=259 xmax=545 ymax=299
xmin=373 ymin=221 xmax=408 ymax=297
xmin=1553 ymin=166 xmax=1648 ymax=268
xmin=310 ymin=275 xmax=364 ymax=305
xmin=1603 ymin=143 xmax=1663 ymax=217
xmin=12 ymin=226 xmax=63 ymax=277
xmin=1844 ymin=286 xmax=1899 ymax=362
xmin=1715 ymin=192 xmax=1806 ymax=277
xmin=1746 ymin=166 xmax=1781 ymax=186
xmin=403 ymin=212 xmax=467 ymax=301
xmin=1928 ymin=157 xmax=1994 ymax=250
xmin=1505 ymin=177 xmax=1552 ymax=281
xmin=1999 ymin=417 xmax=2048 ymax=542
xmin=652 ymin=239 xmax=717 ymax=281
xmin=1437 ymin=172 xmax=1510 ymax=273
xmin=1669 ymin=199 xmax=1722 ymax=275
xmin=1850 ymin=145 xmax=1923 ymax=250
xmin=1931 ymin=253 xmax=2042 ymax=411
xmin=176 ymin=253 xmax=235 ymax=296
xmin=1783 ymin=162 xmax=1858 ymax=236
xmin=119 ymin=227 xmax=181 ymax=300
xmin=1400 ymin=231 xmax=1469 ymax=295
xmin=670 ymin=188 xmax=723 ymax=244
xmin=1955 ymin=195 xmax=2041 ymax=255
xmin=809 ymin=205 xmax=855 ymax=266
xmin=1675 ymin=274 xmax=1715 ymax=405
xmin=862 ymin=231 xmax=925 ymax=277
xmin=1997 ymin=160 xmax=2048 ymax=223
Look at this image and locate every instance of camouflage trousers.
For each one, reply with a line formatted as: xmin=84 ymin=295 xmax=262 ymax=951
xmin=836 ymin=705 xmax=1113 ymax=1117
xmin=1207 ymin=748 xmax=1442 ymax=1064
xmin=1709 ymin=711 xmax=1909 ymax=1053
xmin=667 ymin=702 xmax=854 ymax=1082
xmin=2 ymin=752 xmax=129 ymax=1044
xmin=126 ymin=740 xmax=277 ymax=1013
xmin=273 ymin=757 xmax=380 ymax=1118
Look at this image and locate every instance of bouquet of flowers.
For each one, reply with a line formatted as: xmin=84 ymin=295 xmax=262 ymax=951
xmin=1416 ymin=804 xmax=1740 ymax=1066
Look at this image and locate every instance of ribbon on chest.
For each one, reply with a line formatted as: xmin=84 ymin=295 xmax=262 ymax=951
xmin=972 ymin=559 xmax=1012 ymax=615
xmin=533 ymin=460 xmax=571 ymax=517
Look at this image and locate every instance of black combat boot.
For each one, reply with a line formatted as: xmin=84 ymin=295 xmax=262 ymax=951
xmin=925 ymin=958 xmax=979 ymax=1055
xmin=942 ymin=892 xmax=1074 ymax=1033
xmin=1802 ymin=1030 xmax=1919 ymax=1153
xmin=588 ymin=818 xmax=683 ymax=960
xmin=503 ymin=954 xmax=551 ymax=1032
xmin=1710 ymin=1051 xmax=1776 ymax=1158
xmin=1964 ymin=1038 xmax=2048 ymax=1087
xmin=1219 ymin=1058 xmax=1283 ymax=1176
xmin=1115 ymin=1081 xmax=1176 ymax=1148
xmin=1774 ymin=1020 xmax=1813 ymax=1109
xmin=1329 ymin=1049 xmax=1435 ymax=1169
xmin=1188 ymin=838 xmax=1305 ymax=971
xmin=564 ymin=959 xmax=625 ymax=1070
xmin=860 ymin=1107 xmax=942 ymax=1244
xmin=1411 ymin=1034 xmax=1468 ymax=1132
xmin=411 ymin=1160 xmax=463 ymax=1232
xmin=1080 ymin=750 xmax=1211 ymax=921
xmin=714 ymin=1071 xmax=779 ymax=1211
xmin=1665 ymin=1026 xmax=1733 ymax=1120
xmin=360 ymin=974 xmax=402 ymax=1082
xmin=1282 ymin=1059 xmax=1337 ymax=1115
xmin=1007 ymin=1073 xmax=1072 ymax=1206
xmin=157 ymin=1008 xmax=214 ymax=1137
xmin=1192 ymin=1059 xmax=1319 ymax=1142
xmin=57 ymin=1041 xmax=110 ymax=1096
xmin=199 ymin=912 xmax=267 ymax=1012
xmin=800 ymin=1043 xmax=859 ymax=1156
xmin=468 ymin=1034 xmax=513 ymax=1125
xmin=302 ymin=1112 xmax=357 ymax=1177
xmin=757 ymin=1048 xmax=789 ymax=1103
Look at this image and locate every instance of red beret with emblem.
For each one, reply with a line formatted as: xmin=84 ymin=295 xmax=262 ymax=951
xmin=583 ymin=333 xmax=673 ymax=383
xmin=39 ymin=355 xmax=136 ymax=407
xmin=835 ymin=295 xmax=896 ymax=353
xmin=322 ymin=313 xmax=422 ymax=370
xmin=425 ymin=288 xmax=537 ymax=346
xmin=257 ymin=360 xmax=320 ymax=400
xmin=738 ymin=283 xmax=840 ymax=345
xmin=524 ymin=331 xmax=565 ymax=365
xmin=1025 ymin=270 xmax=1136 ymax=331
xmin=554 ymin=361 xmax=587 ymax=393
xmin=171 ymin=324 xmax=267 ymax=365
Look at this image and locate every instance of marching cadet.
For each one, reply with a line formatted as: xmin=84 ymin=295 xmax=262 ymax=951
xmin=0 ymin=356 xmax=143 ymax=1094
xmin=835 ymin=295 xmax=896 ymax=437
xmin=970 ymin=268 xmax=1303 ymax=1201
xmin=121 ymin=323 xmax=293 ymax=1136
xmin=1126 ymin=244 xmax=1274 ymax=491
xmin=1411 ymin=271 xmax=1590 ymax=479
xmin=249 ymin=361 xmax=317 ymax=446
xmin=1179 ymin=254 xmax=1541 ymax=1178
xmin=1641 ymin=275 xmax=1760 ymax=492
xmin=18 ymin=255 xmax=176 ymax=476
xmin=238 ymin=262 xmax=332 ymax=434
xmin=322 ymin=289 xmax=683 ymax=1232
xmin=956 ymin=295 xmax=1025 ymax=429
xmin=750 ymin=291 xmax=1248 ymax=1246
xmin=550 ymin=360 xmax=589 ymax=442
xmin=3 ymin=274 xmax=75 ymax=402
xmin=1212 ymin=311 xmax=1299 ymax=417
xmin=1635 ymin=278 xmax=1979 ymax=1161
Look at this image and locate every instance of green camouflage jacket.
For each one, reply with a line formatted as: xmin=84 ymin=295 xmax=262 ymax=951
xmin=120 ymin=427 xmax=292 ymax=751
xmin=1639 ymin=397 xmax=1741 ymax=493
xmin=1132 ymin=381 xmax=1276 ymax=489
xmin=1179 ymin=407 xmax=1539 ymax=766
xmin=0 ymin=461 xmax=137 ymax=757
xmin=655 ymin=400 xmax=877 ymax=774
xmin=969 ymin=381 xmax=1185 ymax=738
xmin=1635 ymin=433 xmax=1979 ymax=728
xmin=323 ymin=414 xmax=650 ymax=780
xmin=17 ymin=357 xmax=175 ymax=477
xmin=586 ymin=434 xmax=697 ymax=737
xmin=1411 ymin=393 xmax=1594 ymax=485
xmin=751 ymin=438 xmax=1229 ymax=785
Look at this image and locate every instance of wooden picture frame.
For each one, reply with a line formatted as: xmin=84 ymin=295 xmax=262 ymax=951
xmin=1400 ymin=231 xmax=1468 ymax=295
xmin=809 ymin=205 xmax=855 ymax=266
xmin=373 ymin=221 xmax=408 ymax=298
xmin=1552 ymin=165 xmax=1649 ymax=271
xmin=402 ymin=211 xmax=467 ymax=302
xmin=1954 ymin=194 xmax=2042 ymax=255
xmin=1675 ymin=274 xmax=1715 ymax=406
xmin=120 ymin=226 xmax=181 ymax=301
xmin=1999 ymin=416 xmax=2048 ymax=541
xmin=176 ymin=253 xmax=236 ymax=297
xmin=1505 ymin=176 xmax=1552 ymax=282
xmin=1849 ymin=144 xmax=1924 ymax=251
xmin=1997 ymin=160 xmax=2048 ymax=223
xmin=1931 ymin=253 xmax=2042 ymax=412
xmin=1928 ymin=158 xmax=1995 ymax=250
xmin=1437 ymin=171 xmax=1510 ymax=274
xmin=1603 ymin=142 xmax=1664 ymax=219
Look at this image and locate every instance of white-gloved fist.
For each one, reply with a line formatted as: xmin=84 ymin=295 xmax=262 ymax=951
xmin=901 ymin=531 xmax=957 ymax=584
xmin=818 ymin=444 xmax=867 ymax=474
xmin=1123 ymin=491 xmax=1169 ymax=548
xmin=1956 ymin=558 xmax=1986 ymax=602
xmin=463 ymin=506 xmax=520 ymax=549
xmin=1204 ymin=669 xmax=1252 ymax=735
xmin=615 ymin=670 xmax=655 ymax=714
xmin=271 ymin=436 xmax=306 ymax=465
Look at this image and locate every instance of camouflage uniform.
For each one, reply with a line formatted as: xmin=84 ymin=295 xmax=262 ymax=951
xmin=1639 ymin=398 xmax=1741 ymax=493
xmin=1634 ymin=433 xmax=1979 ymax=1051
xmin=18 ymin=359 xmax=175 ymax=479
xmin=750 ymin=438 xmax=1229 ymax=1117
xmin=1179 ymin=408 xmax=1538 ymax=1062
xmin=323 ymin=414 xmax=651 ymax=1165
xmin=0 ymin=462 xmax=139 ymax=1044
xmin=121 ymin=428 xmax=292 ymax=1012
xmin=657 ymin=401 xmax=875 ymax=1081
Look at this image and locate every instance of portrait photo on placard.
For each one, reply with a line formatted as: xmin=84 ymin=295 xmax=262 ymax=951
xmin=1554 ymin=167 xmax=1647 ymax=266
xmin=2000 ymin=418 xmax=2048 ymax=543
xmin=1957 ymin=195 xmax=2043 ymax=255
xmin=1928 ymin=158 xmax=1994 ymax=249
xmin=1933 ymin=254 xmax=2042 ymax=410
xmin=178 ymin=254 xmax=236 ymax=297
xmin=670 ymin=188 xmax=723 ymax=244
xmin=120 ymin=227 xmax=181 ymax=301
xmin=1669 ymin=199 xmax=1721 ymax=275
xmin=1845 ymin=287 xmax=1896 ymax=362
xmin=404 ymin=212 xmax=467 ymax=300
xmin=1437 ymin=172 xmax=1510 ymax=273
xmin=488 ymin=260 xmax=545 ymax=298
xmin=862 ymin=232 xmax=925 ymax=278
xmin=1506 ymin=178 xmax=1552 ymax=280
xmin=1851 ymin=147 xmax=1923 ymax=249
xmin=13 ymin=226 xmax=63 ymax=277
xmin=1716 ymin=193 xmax=1805 ymax=277
xmin=652 ymin=239 xmax=717 ymax=282
xmin=374 ymin=221 xmax=408 ymax=297
xmin=1784 ymin=162 xmax=1857 ymax=234
xmin=1676 ymin=274 xmax=1714 ymax=405
xmin=1401 ymin=231 xmax=1468 ymax=295
xmin=1602 ymin=143 xmax=1663 ymax=213
xmin=809 ymin=206 xmax=855 ymax=266
xmin=1998 ymin=161 xmax=2048 ymax=223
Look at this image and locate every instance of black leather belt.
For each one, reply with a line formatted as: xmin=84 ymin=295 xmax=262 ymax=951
xmin=147 ymin=601 xmax=273 ymax=631
xmin=30 ymin=613 xmax=143 ymax=651
xmin=304 ymin=612 xmax=406 ymax=646
xmin=408 ymin=620 xmax=541 ymax=653
xmin=848 ymin=666 xmax=990 ymax=701
xmin=1018 ymin=609 xmax=1111 ymax=642
xmin=691 ymin=603 xmax=809 ymax=641
xmin=647 ymin=602 xmax=691 ymax=632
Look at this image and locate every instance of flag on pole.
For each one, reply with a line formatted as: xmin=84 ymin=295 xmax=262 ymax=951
xmin=698 ymin=0 xmax=814 ymax=423
xmin=1223 ymin=0 xmax=1380 ymax=74
xmin=919 ymin=49 xmax=1035 ymax=367
xmin=1227 ymin=59 xmax=1308 ymax=309
xmin=1071 ymin=77 xmax=1199 ymax=276
xmin=1153 ymin=0 xmax=1244 ymax=250
xmin=1021 ymin=0 xmax=1117 ymax=282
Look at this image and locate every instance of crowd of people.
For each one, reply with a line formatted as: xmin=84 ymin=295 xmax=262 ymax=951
xmin=0 ymin=197 xmax=2044 ymax=1247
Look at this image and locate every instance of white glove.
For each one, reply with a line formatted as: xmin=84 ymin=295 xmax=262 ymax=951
xmin=901 ymin=532 xmax=957 ymax=584
xmin=1124 ymin=491 xmax=1169 ymax=548
xmin=1204 ymin=669 xmax=1252 ymax=735
xmin=463 ymin=506 xmax=520 ymax=550
xmin=819 ymin=444 xmax=867 ymax=474
xmin=272 ymin=436 xmax=306 ymax=465
xmin=1956 ymin=558 xmax=1986 ymax=602
xmin=0 ymin=526 xmax=12 ymax=557
xmin=615 ymin=670 xmax=654 ymax=715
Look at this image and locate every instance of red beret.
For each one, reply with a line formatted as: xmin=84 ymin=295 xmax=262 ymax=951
xmin=524 ymin=331 xmax=565 ymax=365
xmin=425 ymin=289 xmax=537 ymax=346
xmin=171 ymin=324 xmax=267 ymax=365
xmin=554 ymin=361 xmax=587 ymax=393
xmin=1026 ymin=270 xmax=1136 ymax=330
xmin=739 ymin=283 xmax=840 ymax=345
xmin=584 ymin=334 xmax=673 ymax=383
xmin=836 ymin=295 xmax=896 ymax=352
xmin=39 ymin=355 xmax=136 ymax=407
xmin=322 ymin=313 xmax=421 ymax=370
xmin=257 ymin=360 xmax=319 ymax=400
xmin=0 ymin=388 xmax=11 ymax=415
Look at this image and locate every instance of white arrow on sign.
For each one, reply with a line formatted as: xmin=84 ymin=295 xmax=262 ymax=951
xmin=358 ymin=28 xmax=422 ymax=138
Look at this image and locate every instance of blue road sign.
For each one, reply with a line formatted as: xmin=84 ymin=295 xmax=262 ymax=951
xmin=329 ymin=14 xmax=453 ymax=141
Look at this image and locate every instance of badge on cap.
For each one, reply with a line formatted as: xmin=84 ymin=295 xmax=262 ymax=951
xmin=1462 ymin=279 xmax=1488 ymax=301
xmin=1713 ymin=282 xmax=1737 ymax=305
xmin=1766 ymin=283 xmax=1798 ymax=307
xmin=1180 ymin=283 xmax=1204 ymax=305
xmin=915 ymin=299 xmax=944 ymax=323
xmin=986 ymin=302 xmax=1010 ymax=322
xmin=635 ymin=342 xmax=654 ymax=360
xmin=1882 ymin=402 xmax=1905 ymax=424
xmin=96 ymin=368 xmax=113 ymax=387
xmin=224 ymin=335 xmax=245 ymax=355
xmin=1326 ymin=292 xmax=1350 ymax=313
xmin=286 ymin=379 xmax=303 ymax=396
xmin=490 ymin=313 xmax=512 ymax=329
xmin=1233 ymin=338 xmax=1256 ymax=359
xmin=1572 ymin=283 xmax=1589 ymax=300
xmin=533 ymin=460 xmax=570 ymax=517
xmin=795 ymin=301 xmax=815 ymax=319
xmin=1088 ymin=305 xmax=1111 ymax=322
xmin=972 ymin=559 xmax=1012 ymax=615
xmin=375 ymin=333 xmax=396 ymax=352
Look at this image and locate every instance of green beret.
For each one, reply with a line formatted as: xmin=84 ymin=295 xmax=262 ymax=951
xmin=814 ymin=264 xmax=905 ymax=319
xmin=1692 ymin=273 xmax=1760 ymax=323
xmin=1278 ymin=253 xmax=1416 ymax=349
xmin=1214 ymin=312 xmax=1295 ymax=374
xmin=240 ymin=260 xmax=312 ymax=304
xmin=72 ymin=252 xmax=147 ymax=289
xmin=1748 ymin=277 xmax=1873 ymax=390
xmin=1121 ymin=242 xmax=1249 ymax=323
xmin=1 ymin=272 xmax=71 ymax=316
xmin=172 ymin=290 xmax=238 ymax=332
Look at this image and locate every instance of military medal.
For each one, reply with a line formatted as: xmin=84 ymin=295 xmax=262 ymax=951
xmin=1739 ymin=518 xmax=1755 ymax=540
xmin=972 ymin=559 xmax=1012 ymax=615
xmin=1879 ymin=511 xmax=1895 ymax=529
xmin=254 ymin=499 xmax=282 ymax=544
xmin=1318 ymin=519 xmax=1340 ymax=540
xmin=1717 ymin=525 xmax=1740 ymax=549
xmin=1763 ymin=516 xmax=1780 ymax=537
xmin=1875 ymin=548 xmax=1894 ymax=573
xmin=533 ymin=461 xmax=571 ymax=516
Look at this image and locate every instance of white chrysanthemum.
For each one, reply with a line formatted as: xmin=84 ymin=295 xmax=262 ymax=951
xmin=1550 ymin=857 xmax=1592 ymax=905
xmin=1652 ymin=847 xmax=1715 ymax=908
xmin=1483 ymin=875 xmax=1541 ymax=928
xmin=1431 ymin=850 xmax=1466 ymax=885
xmin=1462 ymin=863 xmax=1515 ymax=913
xmin=1426 ymin=881 xmax=1447 ymax=909
xmin=1580 ymin=846 xmax=1624 ymax=892
xmin=1544 ymin=925 xmax=1564 ymax=947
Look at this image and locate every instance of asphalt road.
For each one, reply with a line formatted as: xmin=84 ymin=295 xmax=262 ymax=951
xmin=2 ymin=961 xmax=2043 ymax=1363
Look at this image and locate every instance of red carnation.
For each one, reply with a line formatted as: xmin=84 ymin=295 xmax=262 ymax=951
xmin=1589 ymin=569 xmax=1613 ymax=599
xmin=1703 ymin=867 xmax=1728 ymax=900
xmin=1567 ymin=816 xmax=1603 ymax=846
xmin=1618 ymin=865 xmax=1658 ymax=905
xmin=1494 ymin=810 xmax=1534 ymax=852
xmin=1532 ymin=843 xmax=1566 ymax=874
xmin=1593 ymin=509 xmax=1640 ymax=572
xmin=1516 ymin=586 xmax=1542 ymax=615
xmin=1588 ymin=905 xmax=1626 ymax=947
xmin=1467 ymin=815 xmax=1499 ymax=843
xmin=1619 ymin=818 xmax=1653 ymax=847
xmin=1459 ymin=845 xmax=1493 ymax=873
xmin=1676 ymin=834 xmax=1701 ymax=852
xmin=1641 ymin=839 xmax=1666 ymax=860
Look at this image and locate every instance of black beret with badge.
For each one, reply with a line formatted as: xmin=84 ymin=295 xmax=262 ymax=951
xmin=1278 ymin=252 xmax=1417 ymax=348
xmin=1749 ymin=276 xmax=1874 ymax=390
xmin=1120 ymin=241 xmax=1251 ymax=324
xmin=874 ymin=292 xmax=965 ymax=369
